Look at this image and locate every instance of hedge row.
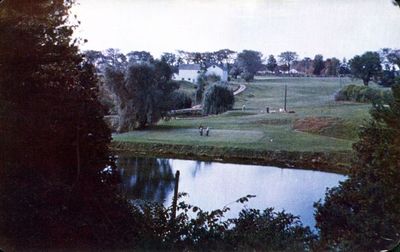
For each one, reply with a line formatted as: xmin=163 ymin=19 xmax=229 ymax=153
xmin=335 ymin=84 xmax=392 ymax=103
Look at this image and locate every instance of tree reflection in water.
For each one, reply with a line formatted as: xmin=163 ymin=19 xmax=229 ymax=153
xmin=191 ymin=160 xmax=212 ymax=177
xmin=117 ymin=156 xmax=175 ymax=203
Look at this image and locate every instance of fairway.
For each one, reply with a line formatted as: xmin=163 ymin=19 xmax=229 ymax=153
xmin=113 ymin=76 xmax=384 ymax=154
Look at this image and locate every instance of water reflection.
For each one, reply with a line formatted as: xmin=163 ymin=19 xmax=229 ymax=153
xmin=191 ymin=160 xmax=212 ymax=177
xmin=116 ymin=156 xmax=346 ymax=228
xmin=117 ymin=156 xmax=175 ymax=203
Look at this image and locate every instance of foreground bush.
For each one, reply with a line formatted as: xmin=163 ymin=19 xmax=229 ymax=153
xmin=335 ymin=84 xmax=392 ymax=103
xmin=125 ymin=194 xmax=316 ymax=251
xmin=315 ymin=83 xmax=400 ymax=251
xmin=1 ymin=185 xmax=316 ymax=251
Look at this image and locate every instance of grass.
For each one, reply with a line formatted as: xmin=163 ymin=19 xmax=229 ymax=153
xmin=114 ymin=77 xmax=386 ymax=154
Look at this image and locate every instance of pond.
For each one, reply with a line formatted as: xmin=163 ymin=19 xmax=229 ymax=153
xmin=116 ymin=156 xmax=346 ymax=228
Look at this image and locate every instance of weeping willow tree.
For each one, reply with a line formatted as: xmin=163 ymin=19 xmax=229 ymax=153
xmin=104 ymin=60 xmax=179 ymax=132
xmin=202 ymin=84 xmax=234 ymax=115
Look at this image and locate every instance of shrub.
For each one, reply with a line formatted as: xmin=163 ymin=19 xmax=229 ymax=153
xmin=229 ymin=66 xmax=241 ymax=79
xmin=202 ymin=84 xmax=234 ymax=115
xmin=335 ymin=84 xmax=393 ymax=104
xmin=168 ymin=91 xmax=192 ymax=110
xmin=380 ymin=70 xmax=396 ymax=87
xmin=206 ymin=73 xmax=221 ymax=83
xmin=240 ymin=71 xmax=254 ymax=82
xmin=124 ymin=194 xmax=316 ymax=251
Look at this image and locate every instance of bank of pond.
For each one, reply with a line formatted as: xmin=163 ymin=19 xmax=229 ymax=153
xmin=116 ymin=155 xmax=346 ymax=229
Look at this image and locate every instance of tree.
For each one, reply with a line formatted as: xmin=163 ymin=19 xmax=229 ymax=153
xmin=316 ymin=6 xmax=400 ymax=250
xmin=380 ymin=69 xmax=396 ymax=87
xmin=313 ymin=54 xmax=325 ymax=76
xmin=293 ymin=57 xmax=313 ymax=75
xmin=0 ymin=0 xmax=113 ymax=187
xmin=0 ymin=0 xmax=134 ymax=249
xmin=214 ymin=49 xmax=236 ymax=65
xmin=349 ymin=51 xmax=382 ymax=86
xmin=103 ymin=48 xmax=127 ymax=71
xmin=83 ymin=50 xmax=105 ymax=69
xmin=229 ymin=66 xmax=241 ymax=79
xmin=195 ymin=74 xmax=207 ymax=104
xmin=338 ymin=58 xmax=351 ymax=75
xmin=278 ymin=51 xmax=298 ymax=72
xmin=161 ymin=52 xmax=177 ymax=66
xmin=105 ymin=60 xmax=179 ymax=131
xmin=324 ymin=58 xmax=340 ymax=76
xmin=235 ymin=50 xmax=263 ymax=81
xmin=202 ymin=84 xmax=234 ymax=115
xmin=240 ymin=71 xmax=253 ymax=82
xmin=386 ymin=49 xmax=400 ymax=69
xmin=266 ymin=55 xmax=278 ymax=72
xmin=127 ymin=51 xmax=154 ymax=65
xmin=315 ymin=82 xmax=400 ymax=251
xmin=167 ymin=91 xmax=192 ymax=110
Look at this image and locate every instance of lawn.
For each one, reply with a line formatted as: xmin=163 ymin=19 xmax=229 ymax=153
xmin=113 ymin=77 xmax=387 ymax=153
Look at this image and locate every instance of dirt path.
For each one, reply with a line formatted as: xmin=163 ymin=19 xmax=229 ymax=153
xmin=233 ymin=84 xmax=246 ymax=95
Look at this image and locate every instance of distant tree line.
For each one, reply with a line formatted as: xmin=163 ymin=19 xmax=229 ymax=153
xmin=86 ymin=47 xmax=400 ymax=87
xmin=173 ymin=48 xmax=400 ymax=87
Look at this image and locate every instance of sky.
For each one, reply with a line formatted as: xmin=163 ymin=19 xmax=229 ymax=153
xmin=72 ymin=0 xmax=400 ymax=60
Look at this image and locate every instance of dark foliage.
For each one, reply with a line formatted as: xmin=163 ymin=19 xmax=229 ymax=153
xmin=349 ymin=52 xmax=382 ymax=86
xmin=177 ymin=49 xmax=236 ymax=66
xmin=229 ymin=66 xmax=241 ymax=79
xmin=195 ymin=73 xmax=207 ymax=104
xmin=241 ymin=71 xmax=254 ymax=82
xmin=313 ymin=54 xmax=325 ymax=76
xmin=315 ymin=83 xmax=400 ymax=251
xmin=202 ymin=84 xmax=234 ymax=115
xmin=339 ymin=62 xmax=351 ymax=75
xmin=325 ymin=58 xmax=340 ymax=76
xmin=127 ymin=50 xmax=154 ymax=65
xmin=104 ymin=60 xmax=180 ymax=131
xmin=278 ymin=51 xmax=298 ymax=72
xmin=167 ymin=91 xmax=192 ymax=110
xmin=206 ymin=73 xmax=222 ymax=83
xmin=0 ymin=0 xmax=133 ymax=250
xmin=335 ymin=84 xmax=393 ymax=104
xmin=380 ymin=70 xmax=397 ymax=87
xmin=118 ymin=194 xmax=316 ymax=251
xmin=266 ymin=54 xmax=278 ymax=72
xmin=235 ymin=50 xmax=264 ymax=81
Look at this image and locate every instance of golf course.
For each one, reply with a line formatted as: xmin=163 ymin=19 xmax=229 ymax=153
xmin=112 ymin=76 xmax=384 ymax=173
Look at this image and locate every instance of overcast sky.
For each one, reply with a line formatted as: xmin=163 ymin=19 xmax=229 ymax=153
xmin=72 ymin=0 xmax=400 ymax=60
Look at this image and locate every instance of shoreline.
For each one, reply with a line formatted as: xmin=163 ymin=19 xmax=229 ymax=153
xmin=111 ymin=141 xmax=353 ymax=174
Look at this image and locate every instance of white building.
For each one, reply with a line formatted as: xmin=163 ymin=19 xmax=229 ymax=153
xmin=174 ymin=63 xmax=228 ymax=83
xmin=175 ymin=64 xmax=201 ymax=83
xmin=205 ymin=64 xmax=228 ymax=82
